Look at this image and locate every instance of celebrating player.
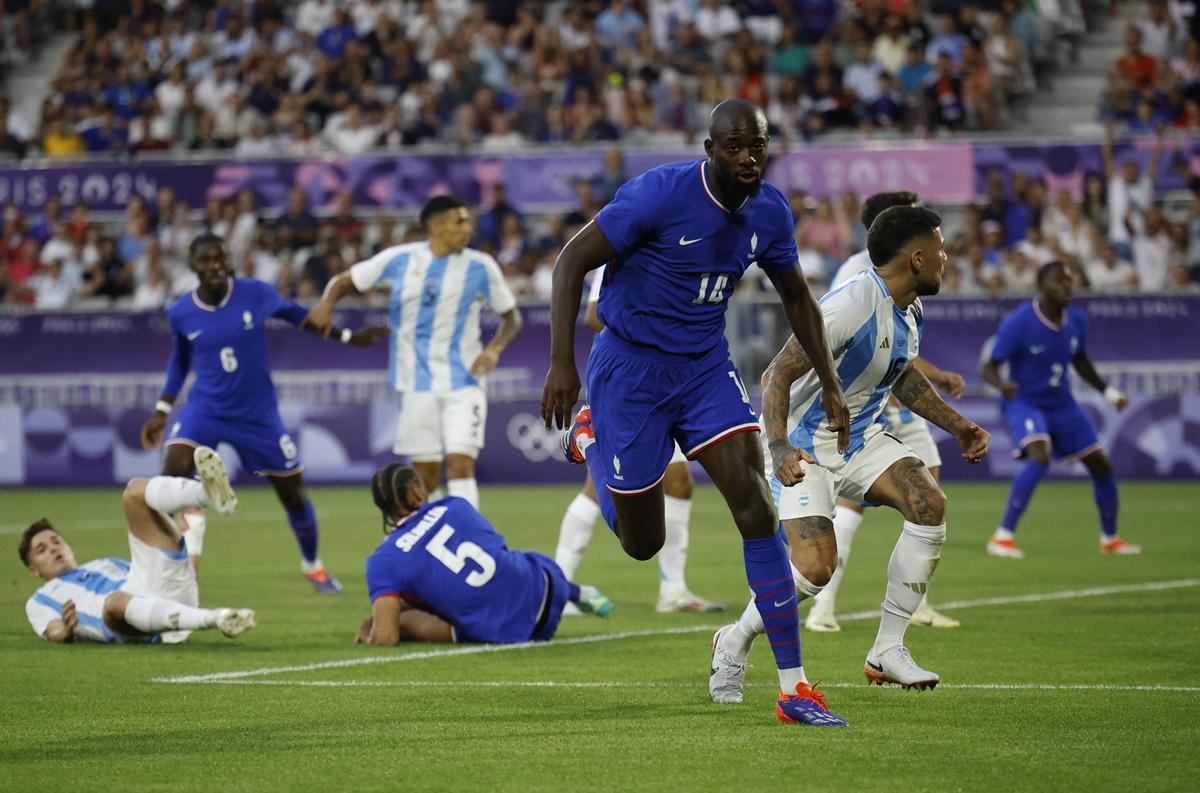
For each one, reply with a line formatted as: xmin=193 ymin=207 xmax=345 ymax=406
xmin=305 ymin=195 xmax=524 ymax=510
xmin=709 ymin=206 xmax=989 ymax=711
xmin=554 ymin=265 xmax=722 ymax=615
xmin=140 ymin=234 xmax=387 ymax=594
xmin=981 ymin=261 xmax=1139 ymax=558
xmin=808 ymin=191 xmax=966 ymax=632
xmin=20 ymin=446 xmax=256 ymax=644
xmin=541 ymin=99 xmax=851 ymax=726
xmin=357 ymin=463 xmax=612 ymax=645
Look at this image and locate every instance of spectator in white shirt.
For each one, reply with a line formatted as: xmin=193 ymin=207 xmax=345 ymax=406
xmin=1137 ymin=1 xmax=1183 ymax=62
xmin=155 ymin=63 xmax=188 ymax=124
xmin=1131 ymin=205 xmax=1177 ymax=291
xmin=844 ymin=42 xmax=884 ymax=103
xmin=325 ymin=105 xmax=379 ymax=155
xmin=1016 ymin=225 xmax=1057 ymax=266
xmin=296 ymin=0 xmax=335 ymax=38
xmin=1086 ymin=243 xmax=1140 ymax=293
xmin=234 ymin=118 xmax=276 ymax=158
xmin=195 ymin=60 xmax=238 ymax=118
xmin=1103 ymin=123 xmax=1162 ymax=256
xmin=29 ymin=259 xmax=81 ymax=310
xmin=695 ymin=0 xmax=742 ymax=43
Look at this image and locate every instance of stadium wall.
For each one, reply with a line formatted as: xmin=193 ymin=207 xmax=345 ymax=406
xmin=1 ymin=296 xmax=1197 ymax=487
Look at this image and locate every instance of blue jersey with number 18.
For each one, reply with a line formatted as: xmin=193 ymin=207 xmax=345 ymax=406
xmin=593 ymin=160 xmax=798 ymax=358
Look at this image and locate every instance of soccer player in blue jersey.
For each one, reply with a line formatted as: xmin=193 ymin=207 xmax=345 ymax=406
xmin=357 ymin=463 xmax=612 ymax=645
xmin=20 ymin=446 xmax=255 ymax=644
xmin=140 ymin=234 xmax=387 ymax=593
xmin=541 ymin=99 xmax=852 ymax=726
xmin=981 ymin=261 xmax=1140 ymax=558
xmin=711 ymin=207 xmax=989 ymax=706
xmin=305 ymin=195 xmax=524 ymax=510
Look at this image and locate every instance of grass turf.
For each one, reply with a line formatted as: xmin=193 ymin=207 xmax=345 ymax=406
xmin=1 ymin=481 xmax=1198 ymax=793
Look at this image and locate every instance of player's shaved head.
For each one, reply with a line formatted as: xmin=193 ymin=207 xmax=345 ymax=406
xmin=1036 ymin=260 xmax=1068 ymax=287
xmin=704 ymin=100 xmax=770 ymax=202
xmin=708 ymin=99 xmax=767 ymax=139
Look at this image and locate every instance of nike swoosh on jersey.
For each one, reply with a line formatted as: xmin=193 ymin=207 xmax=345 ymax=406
xmin=1030 ymin=345 xmax=1046 ymax=353
xmin=679 ymin=235 xmax=703 ymax=246
xmin=187 ymin=330 xmax=203 ymax=340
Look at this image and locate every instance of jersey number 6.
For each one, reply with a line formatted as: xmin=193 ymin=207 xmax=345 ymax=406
xmin=426 ymin=524 xmax=496 ymax=587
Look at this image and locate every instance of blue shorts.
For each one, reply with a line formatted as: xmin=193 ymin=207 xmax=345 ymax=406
xmin=1002 ymin=397 xmax=1101 ymax=461
xmin=451 ymin=552 xmax=570 ymax=644
xmin=586 ymin=330 xmax=760 ymax=493
xmin=528 ymin=552 xmax=572 ymax=642
xmin=166 ymin=404 xmax=301 ymax=476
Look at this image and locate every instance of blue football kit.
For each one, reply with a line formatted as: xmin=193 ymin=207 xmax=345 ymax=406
xmin=365 ymin=497 xmax=571 ymax=643
xmin=990 ymin=300 xmax=1100 ymax=461
xmin=163 ymin=278 xmax=310 ymax=474
xmin=588 ymin=160 xmax=799 ymax=492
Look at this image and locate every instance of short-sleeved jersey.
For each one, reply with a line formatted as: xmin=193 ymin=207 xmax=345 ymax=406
xmin=26 ymin=558 xmax=130 ymax=642
xmin=593 ymin=160 xmax=798 ymax=358
xmin=831 ymin=249 xmax=874 ymax=289
xmin=351 ymin=242 xmax=517 ymax=393
xmin=783 ymin=270 xmax=922 ymax=462
xmin=990 ymin=300 xmax=1087 ymax=407
xmin=364 ymin=497 xmax=548 ymax=643
xmin=165 ymin=278 xmax=307 ymax=420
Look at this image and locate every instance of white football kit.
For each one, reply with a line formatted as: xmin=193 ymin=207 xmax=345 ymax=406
xmin=351 ymin=241 xmax=517 ymax=460
xmin=26 ymin=532 xmax=198 ymax=644
xmin=767 ymin=270 xmax=923 ymax=520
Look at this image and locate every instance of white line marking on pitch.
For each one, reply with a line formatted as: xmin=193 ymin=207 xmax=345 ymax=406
xmin=153 ymin=578 xmax=1200 ymax=685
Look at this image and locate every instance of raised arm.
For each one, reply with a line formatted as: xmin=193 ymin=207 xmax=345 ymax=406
xmin=765 ymin=266 xmax=850 ymax=452
xmin=541 ymin=221 xmax=617 ymax=429
xmin=761 ymin=337 xmax=817 ymax=486
xmin=275 ymin=294 xmax=388 ymax=348
xmin=1072 ymin=350 xmax=1129 ymax=410
xmin=892 ymin=365 xmax=989 ymax=462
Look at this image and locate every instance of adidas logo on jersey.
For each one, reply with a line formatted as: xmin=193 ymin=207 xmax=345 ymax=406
xmin=880 ymin=337 xmax=890 ymax=349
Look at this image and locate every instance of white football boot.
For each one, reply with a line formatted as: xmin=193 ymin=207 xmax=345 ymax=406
xmin=216 ymin=608 xmax=257 ymax=638
xmin=805 ymin=603 xmax=841 ymax=632
xmin=194 ymin=445 xmax=238 ymax=515
xmin=864 ymin=645 xmax=939 ymax=690
xmin=709 ymin=625 xmax=747 ymax=704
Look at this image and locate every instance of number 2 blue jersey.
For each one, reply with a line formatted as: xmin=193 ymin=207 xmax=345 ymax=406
xmin=364 ymin=497 xmax=550 ymax=644
xmin=593 ymin=160 xmax=799 ymax=358
xmin=990 ymin=300 xmax=1088 ymax=407
xmin=163 ymin=278 xmax=309 ymax=420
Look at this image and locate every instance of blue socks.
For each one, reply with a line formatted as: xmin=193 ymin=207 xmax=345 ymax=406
xmin=286 ymin=500 xmax=319 ymax=563
xmin=743 ymin=528 xmax=802 ymax=672
xmin=1093 ymin=472 xmax=1119 ymax=538
xmin=568 ymin=582 xmax=581 ymax=602
xmin=584 ymin=445 xmax=618 ymax=532
xmin=1001 ymin=459 xmax=1048 ymax=533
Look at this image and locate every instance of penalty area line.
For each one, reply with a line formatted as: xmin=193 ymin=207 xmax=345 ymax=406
xmin=152 ymin=578 xmax=1200 ymax=685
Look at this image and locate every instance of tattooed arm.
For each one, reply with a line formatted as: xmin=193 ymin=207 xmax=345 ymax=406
xmin=892 ymin=365 xmax=990 ymax=463
xmin=761 ymin=338 xmax=818 ymax=485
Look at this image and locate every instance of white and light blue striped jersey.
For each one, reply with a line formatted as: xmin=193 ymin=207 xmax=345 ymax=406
xmin=831 ymin=249 xmax=874 ymax=289
xmin=351 ymin=242 xmax=517 ymax=393
xmin=785 ymin=270 xmax=922 ymax=463
xmin=25 ymin=558 xmax=130 ymax=642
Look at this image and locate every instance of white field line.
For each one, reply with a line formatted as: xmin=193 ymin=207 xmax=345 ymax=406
xmin=194 ymin=679 xmax=1200 ymax=694
xmin=153 ymin=578 xmax=1200 ymax=685
xmin=0 ymin=506 xmax=369 ymax=535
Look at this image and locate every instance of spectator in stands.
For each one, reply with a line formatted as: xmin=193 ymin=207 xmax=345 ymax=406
xmin=1103 ymin=123 xmax=1164 ymax=259
xmin=0 ymin=116 xmax=26 ymax=160
xmin=927 ymin=13 xmax=968 ymax=66
xmin=1087 ymin=242 xmax=1140 ymax=293
xmin=1137 ymin=1 xmax=1185 ymax=63
xmin=274 ymin=188 xmax=320 ymax=252
xmin=1117 ymin=27 xmax=1159 ymax=93
xmin=42 ymin=118 xmax=85 ymax=158
xmin=1132 ymin=203 xmax=1177 ymax=291
xmin=925 ymin=52 xmax=967 ymax=131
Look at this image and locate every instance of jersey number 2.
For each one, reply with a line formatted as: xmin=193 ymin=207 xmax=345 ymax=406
xmin=692 ymin=273 xmax=729 ymax=304
xmin=426 ymin=524 xmax=496 ymax=587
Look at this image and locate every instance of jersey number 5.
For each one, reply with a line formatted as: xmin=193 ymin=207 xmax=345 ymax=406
xmin=692 ymin=273 xmax=729 ymax=304
xmin=426 ymin=524 xmax=496 ymax=587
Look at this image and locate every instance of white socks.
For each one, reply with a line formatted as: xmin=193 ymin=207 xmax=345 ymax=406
xmin=658 ymin=495 xmax=691 ymax=596
xmin=812 ymin=505 xmax=863 ymax=611
xmin=182 ymin=510 xmax=207 ymax=557
xmin=144 ymin=476 xmax=208 ymax=513
xmin=872 ymin=521 xmax=946 ymax=655
xmin=555 ymin=493 xmax=600 ymax=580
xmin=300 ymin=557 xmax=326 ymax=575
xmin=447 ymin=478 xmax=479 ymax=509
xmin=123 ymin=595 xmax=219 ymax=633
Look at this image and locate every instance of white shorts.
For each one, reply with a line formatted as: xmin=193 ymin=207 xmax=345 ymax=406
xmin=395 ymin=387 xmax=487 ymax=461
xmin=886 ymin=410 xmax=942 ymax=469
xmin=123 ymin=531 xmax=198 ymax=644
xmin=773 ymin=430 xmax=919 ymax=521
xmin=669 ymin=442 xmax=686 ymax=465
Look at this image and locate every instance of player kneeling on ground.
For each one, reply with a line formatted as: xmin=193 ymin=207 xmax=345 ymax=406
xmin=358 ymin=463 xmax=612 ymax=645
xmin=20 ymin=446 xmax=255 ymax=644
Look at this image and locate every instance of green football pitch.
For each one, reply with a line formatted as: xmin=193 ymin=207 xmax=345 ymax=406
xmin=2 ymin=481 xmax=1198 ymax=792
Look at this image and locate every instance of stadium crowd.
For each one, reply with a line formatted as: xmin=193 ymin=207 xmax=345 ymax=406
xmin=0 ymin=0 xmax=1112 ymax=160
xmin=1100 ymin=1 xmax=1200 ymax=130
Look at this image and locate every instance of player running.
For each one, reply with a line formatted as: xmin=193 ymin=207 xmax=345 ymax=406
xmin=981 ymin=260 xmax=1139 ymax=558
xmin=140 ymin=234 xmax=387 ymax=594
xmin=542 ymin=99 xmax=852 ymax=726
xmin=709 ymin=207 xmax=989 ymax=708
xmin=808 ymin=191 xmax=966 ymax=632
xmin=20 ymin=446 xmax=256 ymax=644
xmin=357 ymin=463 xmax=612 ymax=645
xmin=555 ymin=265 xmax=722 ymax=615
xmin=305 ymin=195 xmax=524 ymax=510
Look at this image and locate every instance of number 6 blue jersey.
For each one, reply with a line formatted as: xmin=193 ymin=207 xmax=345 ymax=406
xmin=593 ymin=160 xmax=799 ymax=358
xmin=989 ymin=300 xmax=1088 ymax=408
xmin=365 ymin=497 xmax=554 ymax=644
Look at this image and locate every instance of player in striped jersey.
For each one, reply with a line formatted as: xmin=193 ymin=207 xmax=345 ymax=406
xmin=709 ymin=207 xmax=990 ymax=703
xmin=20 ymin=446 xmax=255 ymax=644
xmin=307 ymin=196 xmax=523 ymax=510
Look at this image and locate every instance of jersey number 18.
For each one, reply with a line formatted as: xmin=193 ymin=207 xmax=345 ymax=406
xmin=692 ymin=273 xmax=729 ymax=304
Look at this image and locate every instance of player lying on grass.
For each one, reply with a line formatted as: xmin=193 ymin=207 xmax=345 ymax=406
xmin=357 ymin=463 xmax=612 ymax=645
xmin=709 ymin=207 xmax=990 ymax=713
xmin=19 ymin=446 xmax=256 ymax=644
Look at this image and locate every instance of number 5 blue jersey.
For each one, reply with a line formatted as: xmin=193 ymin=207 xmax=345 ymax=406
xmin=365 ymin=497 xmax=551 ymax=644
xmin=593 ymin=160 xmax=799 ymax=358
xmin=989 ymin=300 xmax=1088 ymax=407
xmin=163 ymin=278 xmax=309 ymax=419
